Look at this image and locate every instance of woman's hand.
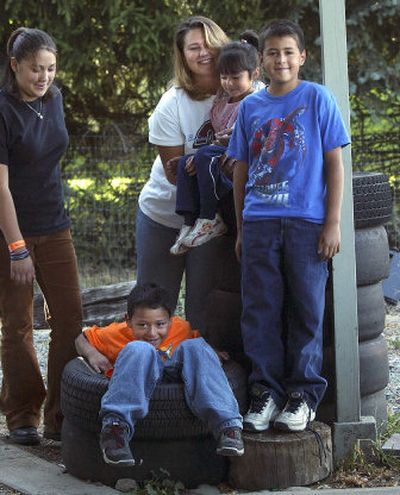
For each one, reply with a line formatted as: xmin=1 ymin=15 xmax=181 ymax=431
xmin=165 ymin=156 xmax=180 ymax=185
xmin=184 ymin=155 xmax=196 ymax=176
xmin=158 ymin=145 xmax=185 ymax=186
xmin=10 ymin=256 xmax=35 ymax=285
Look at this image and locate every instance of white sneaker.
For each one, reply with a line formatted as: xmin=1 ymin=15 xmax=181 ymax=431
xmin=274 ymin=392 xmax=316 ymax=432
xmin=182 ymin=214 xmax=227 ymax=248
xmin=170 ymin=225 xmax=192 ymax=255
xmin=243 ymin=383 xmax=280 ymax=432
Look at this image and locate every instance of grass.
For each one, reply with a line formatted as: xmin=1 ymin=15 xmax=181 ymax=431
xmin=125 ymin=469 xmax=185 ymax=495
xmin=319 ymin=411 xmax=400 ymax=489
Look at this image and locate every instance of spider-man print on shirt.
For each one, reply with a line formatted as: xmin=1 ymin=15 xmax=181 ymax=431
xmin=248 ymin=106 xmax=307 ymax=206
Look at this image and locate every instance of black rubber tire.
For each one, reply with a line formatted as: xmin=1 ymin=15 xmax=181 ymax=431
xmin=361 ymin=389 xmax=388 ymax=432
xmin=61 ymin=356 xmax=247 ymax=438
xmin=359 ymin=335 xmax=389 ymax=396
xmin=61 ymin=418 xmax=227 ymax=489
xmin=324 ymin=282 xmax=386 ymax=344
xmin=357 ymin=283 xmax=386 ymax=342
xmin=355 ymin=226 xmax=390 ymax=286
xmin=353 ymin=172 xmax=392 ymax=228
xmin=322 ymin=334 xmax=389 ymax=399
xmin=317 ymin=389 xmax=388 ymax=430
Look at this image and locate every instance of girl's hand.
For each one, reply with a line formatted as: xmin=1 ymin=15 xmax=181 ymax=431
xmin=213 ymin=127 xmax=233 ymax=147
xmin=10 ymin=256 xmax=35 ymax=285
xmin=318 ymin=222 xmax=340 ymax=261
xmin=184 ymin=155 xmax=196 ymax=176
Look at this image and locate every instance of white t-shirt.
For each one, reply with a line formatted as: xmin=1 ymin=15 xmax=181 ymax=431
xmin=139 ymin=86 xmax=215 ymax=229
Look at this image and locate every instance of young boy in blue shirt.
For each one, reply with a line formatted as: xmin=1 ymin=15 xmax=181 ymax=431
xmin=228 ymin=19 xmax=350 ymax=432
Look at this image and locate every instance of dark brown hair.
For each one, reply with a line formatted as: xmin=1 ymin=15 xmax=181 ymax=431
xmin=2 ymin=27 xmax=57 ymax=99
xmin=259 ymin=19 xmax=305 ymax=53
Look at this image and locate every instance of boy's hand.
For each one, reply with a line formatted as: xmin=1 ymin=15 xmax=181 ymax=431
xmin=215 ymin=350 xmax=230 ymax=363
xmin=184 ymin=155 xmax=196 ymax=176
xmin=219 ymin=155 xmax=236 ymax=179
xmin=87 ymin=350 xmax=113 ymax=374
xmin=318 ymin=222 xmax=340 ymax=261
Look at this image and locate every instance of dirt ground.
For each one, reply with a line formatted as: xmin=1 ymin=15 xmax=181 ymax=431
xmin=0 ymin=304 xmax=399 ymax=493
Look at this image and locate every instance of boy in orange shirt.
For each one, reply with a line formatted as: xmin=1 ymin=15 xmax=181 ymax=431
xmin=75 ymin=283 xmax=243 ymax=466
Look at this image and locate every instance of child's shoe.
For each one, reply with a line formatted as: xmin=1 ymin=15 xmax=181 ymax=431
xmin=99 ymin=418 xmax=135 ymax=466
xmin=182 ymin=214 xmax=227 ymax=248
xmin=216 ymin=427 xmax=244 ymax=456
xmin=274 ymin=392 xmax=315 ymax=432
xmin=170 ymin=224 xmax=192 ymax=255
xmin=243 ymin=383 xmax=280 ymax=432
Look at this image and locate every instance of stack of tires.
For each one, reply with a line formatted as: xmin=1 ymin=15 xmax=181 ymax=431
xmin=320 ymin=172 xmax=392 ymax=428
xmin=206 ymin=172 xmax=393 ymax=430
xmin=60 ymin=356 xmax=247 ymax=488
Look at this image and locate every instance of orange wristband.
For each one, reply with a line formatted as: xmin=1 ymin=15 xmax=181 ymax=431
xmin=8 ymin=240 xmax=26 ymax=253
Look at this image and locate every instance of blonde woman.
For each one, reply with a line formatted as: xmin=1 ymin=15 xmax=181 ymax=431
xmin=136 ymin=16 xmax=230 ymax=332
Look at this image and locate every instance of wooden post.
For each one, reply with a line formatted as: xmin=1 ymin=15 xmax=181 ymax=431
xmin=319 ymin=0 xmax=376 ymax=461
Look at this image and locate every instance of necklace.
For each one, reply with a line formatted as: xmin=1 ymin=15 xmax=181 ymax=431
xmin=24 ymin=98 xmax=44 ymax=119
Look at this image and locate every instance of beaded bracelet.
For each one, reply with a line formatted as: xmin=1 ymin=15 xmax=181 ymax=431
xmin=8 ymin=240 xmax=26 ymax=252
xmin=10 ymin=248 xmax=30 ymax=262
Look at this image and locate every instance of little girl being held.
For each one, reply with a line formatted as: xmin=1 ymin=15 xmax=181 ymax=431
xmin=170 ymin=32 xmax=261 ymax=255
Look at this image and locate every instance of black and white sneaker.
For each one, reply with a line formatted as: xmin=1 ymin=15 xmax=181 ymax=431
xmin=243 ymin=383 xmax=280 ymax=432
xmin=274 ymin=392 xmax=315 ymax=432
xmin=99 ymin=419 xmax=135 ymax=466
xmin=216 ymin=427 xmax=244 ymax=456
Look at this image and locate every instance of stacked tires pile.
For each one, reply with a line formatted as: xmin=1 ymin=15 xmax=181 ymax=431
xmin=206 ymin=172 xmax=393 ymax=430
xmin=60 ymin=356 xmax=247 ymax=488
xmin=320 ymin=172 xmax=392 ymax=428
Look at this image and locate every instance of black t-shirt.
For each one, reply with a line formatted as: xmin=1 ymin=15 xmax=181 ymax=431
xmin=0 ymin=88 xmax=70 ymax=236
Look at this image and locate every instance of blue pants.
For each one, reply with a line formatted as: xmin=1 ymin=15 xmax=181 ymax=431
xmin=241 ymin=218 xmax=328 ymax=410
xmin=100 ymin=339 xmax=242 ymax=439
xmin=175 ymin=145 xmax=232 ymax=221
xmin=135 ymin=207 xmax=227 ymax=332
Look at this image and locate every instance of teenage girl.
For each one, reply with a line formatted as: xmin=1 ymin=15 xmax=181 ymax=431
xmin=170 ymin=34 xmax=261 ymax=255
xmin=0 ymin=28 xmax=83 ymax=445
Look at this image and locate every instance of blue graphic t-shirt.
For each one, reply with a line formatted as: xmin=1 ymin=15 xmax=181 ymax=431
xmin=228 ymin=81 xmax=350 ymax=223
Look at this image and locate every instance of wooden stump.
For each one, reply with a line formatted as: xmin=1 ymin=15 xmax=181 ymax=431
xmin=229 ymin=422 xmax=332 ymax=491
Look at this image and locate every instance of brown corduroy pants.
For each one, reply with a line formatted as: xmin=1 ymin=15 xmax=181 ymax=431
xmin=0 ymin=229 xmax=83 ymax=433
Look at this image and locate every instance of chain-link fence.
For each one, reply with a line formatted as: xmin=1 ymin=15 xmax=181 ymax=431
xmin=63 ymin=127 xmax=399 ymax=288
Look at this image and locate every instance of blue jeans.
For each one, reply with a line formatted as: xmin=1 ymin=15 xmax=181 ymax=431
xmin=241 ymin=218 xmax=328 ymax=410
xmin=100 ymin=338 xmax=242 ymax=438
xmin=135 ymin=207 xmax=227 ymax=332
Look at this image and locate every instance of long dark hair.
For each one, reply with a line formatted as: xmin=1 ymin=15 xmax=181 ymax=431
xmin=2 ymin=27 xmax=57 ymax=99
